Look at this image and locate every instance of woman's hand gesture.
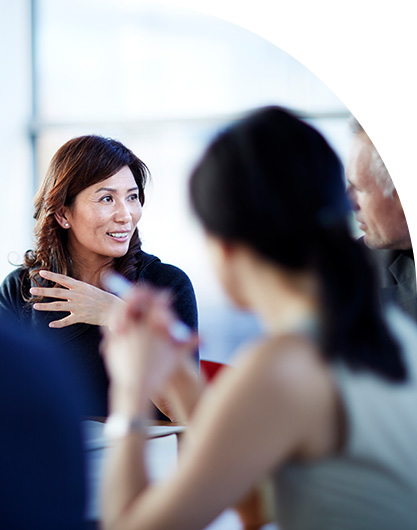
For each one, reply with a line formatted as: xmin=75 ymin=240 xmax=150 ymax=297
xmin=30 ymin=270 xmax=124 ymax=328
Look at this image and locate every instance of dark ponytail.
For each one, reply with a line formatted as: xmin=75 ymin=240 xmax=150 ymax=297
xmin=313 ymin=226 xmax=405 ymax=381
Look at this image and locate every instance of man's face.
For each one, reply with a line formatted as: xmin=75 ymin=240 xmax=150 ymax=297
xmin=347 ymin=133 xmax=411 ymax=250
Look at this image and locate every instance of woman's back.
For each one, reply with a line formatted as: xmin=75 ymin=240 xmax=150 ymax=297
xmin=272 ymin=306 xmax=417 ymax=530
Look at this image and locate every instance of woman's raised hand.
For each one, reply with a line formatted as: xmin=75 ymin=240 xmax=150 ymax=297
xmin=102 ymin=286 xmax=199 ymax=408
xmin=29 ymin=270 xmax=124 ymax=328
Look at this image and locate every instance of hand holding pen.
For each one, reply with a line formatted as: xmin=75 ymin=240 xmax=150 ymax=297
xmin=102 ymin=272 xmax=193 ymax=342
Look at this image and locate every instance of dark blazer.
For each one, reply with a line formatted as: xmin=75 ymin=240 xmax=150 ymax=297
xmin=0 ymin=317 xmax=86 ymax=529
xmin=362 ymin=242 xmax=417 ymax=321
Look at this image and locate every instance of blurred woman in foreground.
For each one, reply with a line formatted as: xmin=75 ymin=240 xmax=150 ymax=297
xmin=0 ymin=135 xmax=198 ymax=419
xmin=101 ymin=107 xmax=417 ymax=530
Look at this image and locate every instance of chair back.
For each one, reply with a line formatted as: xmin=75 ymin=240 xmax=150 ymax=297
xmin=200 ymin=359 xmax=228 ymax=382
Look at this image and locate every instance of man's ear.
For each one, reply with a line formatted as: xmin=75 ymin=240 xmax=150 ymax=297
xmin=54 ymin=208 xmax=70 ymax=229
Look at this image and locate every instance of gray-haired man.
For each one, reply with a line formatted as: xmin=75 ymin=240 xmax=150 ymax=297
xmin=347 ymin=120 xmax=416 ymax=320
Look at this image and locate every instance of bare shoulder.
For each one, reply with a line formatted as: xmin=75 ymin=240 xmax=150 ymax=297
xmin=186 ymin=333 xmax=342 ymax=486
xmin=231 ymin=334 xmax=342 ymax=458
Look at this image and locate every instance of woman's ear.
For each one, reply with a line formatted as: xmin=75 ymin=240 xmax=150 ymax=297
xmin=205 ymin=233 xmax=249 ymax=308
xmin=205 ymin=234 xmax=232 ymax=270
xmin=54 ymin=208 xmax=70 ymax=229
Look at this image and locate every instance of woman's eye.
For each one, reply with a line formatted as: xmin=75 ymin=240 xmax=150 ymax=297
xmin=100 ymin=195 xmax=113 ymax=203
xmin=128 ymin=193 xmax=139 ymax=201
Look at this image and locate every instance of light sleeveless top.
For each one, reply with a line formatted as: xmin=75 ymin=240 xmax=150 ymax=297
xmin=272 ymin=306 xmax=417 ymax=530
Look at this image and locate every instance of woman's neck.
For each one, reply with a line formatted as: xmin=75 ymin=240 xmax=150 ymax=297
xmin=68 ymin=252 xmax=114 ymax=287
xmin=261 ymin=293 xmax=319 ymax=337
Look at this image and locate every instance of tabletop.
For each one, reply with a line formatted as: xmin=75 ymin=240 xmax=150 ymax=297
xmin=82 ymin=419 xmax=256 ymax=530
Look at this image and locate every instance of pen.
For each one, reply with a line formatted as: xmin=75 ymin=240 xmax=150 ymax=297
xmin=103 ymin=271 xmax=192 ymax=342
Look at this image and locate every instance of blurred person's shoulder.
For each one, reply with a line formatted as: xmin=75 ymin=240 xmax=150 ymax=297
xmin=0 ymin=314 xmax=86 ymax=529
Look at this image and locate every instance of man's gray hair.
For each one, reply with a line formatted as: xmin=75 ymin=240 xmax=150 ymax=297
xmin=349 ymin=117 xmax=395 ymax=198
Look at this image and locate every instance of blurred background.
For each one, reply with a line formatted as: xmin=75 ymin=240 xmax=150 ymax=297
xmin=1 ymin=0 xmax=353 ymax=363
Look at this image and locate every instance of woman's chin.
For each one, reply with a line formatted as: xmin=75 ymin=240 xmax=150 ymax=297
xmin=104 ymin=245 xmax=130 ymax=259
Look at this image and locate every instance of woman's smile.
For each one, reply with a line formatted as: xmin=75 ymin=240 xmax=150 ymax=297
xmin=106 ymin=231 xmax=131 ymax=241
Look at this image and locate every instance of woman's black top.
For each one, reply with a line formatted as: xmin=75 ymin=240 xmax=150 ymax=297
xmin=0 ymin=250 xmax=199 ymax=419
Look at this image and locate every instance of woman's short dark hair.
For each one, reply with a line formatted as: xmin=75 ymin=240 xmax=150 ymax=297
xmin=24 ymin=135 xmax=150 ymax=289
xmin=190 ymin=106 xmax=406 ymax=382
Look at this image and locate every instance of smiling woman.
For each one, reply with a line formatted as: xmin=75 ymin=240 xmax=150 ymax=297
xmin=56 ymin=166 xmax=143 ymax=278
xmin=0 ymin=135 xmax=199 ymax=419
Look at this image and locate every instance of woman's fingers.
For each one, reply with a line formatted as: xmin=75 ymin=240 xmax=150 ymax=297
xmin=31 ymin=273 xmax=191 ymax=341
xmin=38 ymin=270 xmax=80 ymax=288
xmin=30 ymin=271 xmax=121 ymax=327
xmin=48 ymin=314 xmax=75 ymax=328
xmin=33 ymin=301 xmax=73 ymax=312
xmin=30 ymin=287 xmax=72 ymax=300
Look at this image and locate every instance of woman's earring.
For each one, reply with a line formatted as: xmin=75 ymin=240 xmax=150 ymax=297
xmin=65 ymin=223 xmax=70 ymax=228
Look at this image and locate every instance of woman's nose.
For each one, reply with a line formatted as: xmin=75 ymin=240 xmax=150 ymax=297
xmin=114 ymin=201 xmax=131 ymax=223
